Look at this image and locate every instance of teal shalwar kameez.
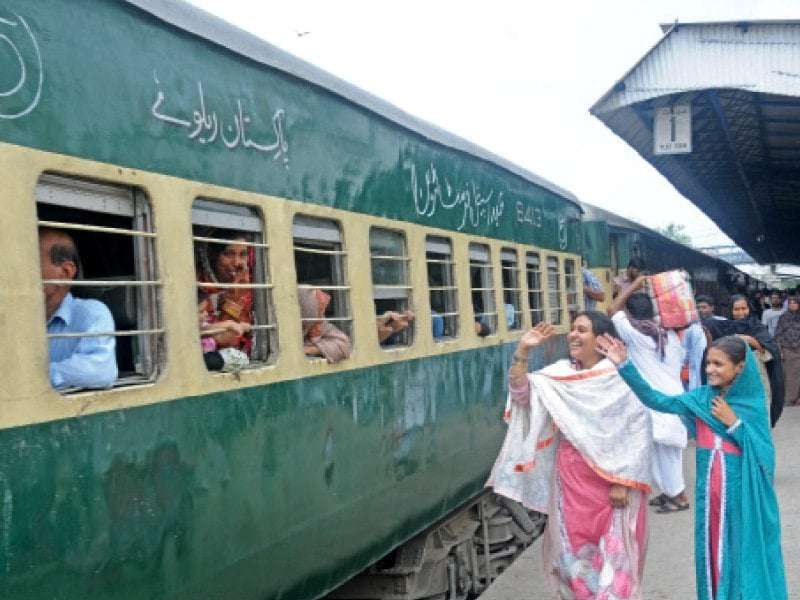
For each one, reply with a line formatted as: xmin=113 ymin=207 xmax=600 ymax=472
xmin=618 ymin=349 xmax=787 ymax=600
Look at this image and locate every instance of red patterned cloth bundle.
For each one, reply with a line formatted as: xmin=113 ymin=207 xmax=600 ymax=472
xmin=646 ymin=270 xmax=699 ymax=329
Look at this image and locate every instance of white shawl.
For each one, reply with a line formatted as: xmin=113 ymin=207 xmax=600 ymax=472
xmin=487 ymin=358 xmax=654 ymax=513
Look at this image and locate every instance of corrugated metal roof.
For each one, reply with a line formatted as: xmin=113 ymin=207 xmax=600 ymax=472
xmin=591 ymin=20 xmax=800 ymax=265
xmin=123 ymin=0 xmax=581 ymax=209
xmin=592 ymin=21 xmax=800 ymax=115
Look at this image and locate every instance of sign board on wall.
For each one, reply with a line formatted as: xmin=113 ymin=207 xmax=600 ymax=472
xmin=654 ymin=105 xmax=692 ymax=155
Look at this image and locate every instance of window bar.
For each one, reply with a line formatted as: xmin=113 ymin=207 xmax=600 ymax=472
xmin=196 ymin=282 xmax=274 ymax=289
xmin=370 ymin=255 xmax=411 ymax=261
xmin=201 ymin=323 xmax=277 ymax=335
xmin=37 ymin=220 xmax=157 ymax=238
xmin=48 ymin=328 xmax=165 ymax=339
xmin=297 ymin=284 xmax=352 ymax=291
xmin=43 ymin=279 xmax=162 ymax=287
xmin=293 ymin=247 xmax=348 ymax=256
xmin=192 ymin=235 xmax=270 ymax=249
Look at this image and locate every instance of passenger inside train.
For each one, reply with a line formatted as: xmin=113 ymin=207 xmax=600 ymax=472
xmin=40 ymin=227 xmax=118 ymax=389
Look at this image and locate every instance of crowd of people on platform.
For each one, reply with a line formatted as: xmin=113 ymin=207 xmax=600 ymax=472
xmin=490 ymin=257 xmax=792 ymax=600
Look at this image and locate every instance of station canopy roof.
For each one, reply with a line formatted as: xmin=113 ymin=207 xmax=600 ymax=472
xmin=591 ymin=20 xmax=800 ymax=264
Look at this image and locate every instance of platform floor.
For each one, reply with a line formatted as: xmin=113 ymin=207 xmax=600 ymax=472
xmin=480 ymin=406 xmax=800 ymax=599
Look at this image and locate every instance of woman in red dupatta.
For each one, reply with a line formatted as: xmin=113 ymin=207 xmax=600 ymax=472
xmin=488 ymin=312 xmax=653 ymax=600
xmin=197 ymin=234 xmax=254 ymax=356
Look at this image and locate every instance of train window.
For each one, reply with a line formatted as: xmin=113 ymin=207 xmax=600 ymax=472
xmin=293 ymin=215 xmax=353 ymax=360
xmin=426 ymin=235 xmax=459 ymax=340
xmin=192 ymin=199 xmax=276 ymax=371
xmin=564 ymin=258 xmax=579 ymax=320
xmin=469 ymin=242 xmax=497 ymax=336
xmin=370 ymin=228 xmax=414 ymax=348
xmin=36 ymin=173 xmax=164 ymax=392
xmin=547 ymin=256 xmax=563 ymax=325
xmin=526 ymin=252 xmax=545 ymax=325
xmin=501 ymin=248 xmax=523 ymax=330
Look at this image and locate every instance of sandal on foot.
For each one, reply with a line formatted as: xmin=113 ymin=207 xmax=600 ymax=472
xmin=656 ymin=498 xmax=690 ymax=513
xmin=648 ymin=494 xmax=668 ymax=507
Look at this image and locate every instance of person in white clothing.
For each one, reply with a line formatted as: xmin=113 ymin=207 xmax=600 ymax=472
xmin=762 ymin=291 xmax=786 ymax=337
xmin=608 ymin=276 xmax=690 ymax=513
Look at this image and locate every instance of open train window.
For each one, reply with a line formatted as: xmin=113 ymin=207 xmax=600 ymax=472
xmin=36 ymin=173 xmax=163 ymax=392
xmin=293 ymin=215 xmax=353 ymax=359
xmin=469 ymin=242 xmax=497 ymax=336
xmin=547 ymin=256 xmax=563 ymax=325
xmin=425 ymin=235 xmax=459 ymax=340
xmin=526 ymin=252 xmax=545 ymax=325
xmin=501 ymin=248 xmax=522 ymax=331
xmin=370 ymin=227 xmax=414 ymax=348
xmin=564 ymin=258 xmax=579 ymax=321
xmin=192 ymin=199 xmax=276 ymax=371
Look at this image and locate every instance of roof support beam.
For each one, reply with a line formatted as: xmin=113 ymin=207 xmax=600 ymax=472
xmin=705 ymin=90 xmax=774 ymax=262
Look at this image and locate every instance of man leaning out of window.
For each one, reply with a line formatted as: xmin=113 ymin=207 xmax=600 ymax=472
xmin=40 ymin=227 xmax=118 ymax=389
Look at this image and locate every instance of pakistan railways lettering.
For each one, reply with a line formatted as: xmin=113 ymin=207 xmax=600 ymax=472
xmin=150 ymin=72 xmax=289 ymax=166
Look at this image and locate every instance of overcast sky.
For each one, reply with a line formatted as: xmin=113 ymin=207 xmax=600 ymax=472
xmin=185 ymin=0 xmax=798 ymax=253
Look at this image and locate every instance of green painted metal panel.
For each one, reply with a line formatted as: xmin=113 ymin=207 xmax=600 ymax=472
xmin=581 ymin=221 xmax=611 ymax=268
xmin=0 ymin=338 xmax=567 ymax=600
xmin=0 ymin=1 xmax=580 ymax=252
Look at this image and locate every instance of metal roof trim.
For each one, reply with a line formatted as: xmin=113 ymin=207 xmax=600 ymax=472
xmin=122 ymin=0 xmax=581 ymax=209
xmin=589 ymin=22 xmax=678 ymax=117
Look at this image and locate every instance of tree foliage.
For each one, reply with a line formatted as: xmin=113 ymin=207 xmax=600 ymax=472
xmin=656 ymin=223 xmax=692 ymax=246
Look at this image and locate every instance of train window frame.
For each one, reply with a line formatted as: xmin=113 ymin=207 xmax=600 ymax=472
xmin=525 ymin=251 xmax=545 ymax=325
xmin=36 ymin=173 xmax=164 ymax=392
xmin=500 ymin=247 xmax=523 ymax=331
xmin=293 ymin=214 xmax=353 ymax=359
xmin=546 ymin=255 xmax=563 ymax=326
xmin=469 ymin=242 xmax=498 ymax=336
xmin=191 ymin=198 xmax=277 ymax=371
xmin=425 ymin=235 xmax=459 ymax=341
xmin=564 ymin=257 xmax=579 ymax=321
xmin=369 ymin=227 xmax=414 ymax=349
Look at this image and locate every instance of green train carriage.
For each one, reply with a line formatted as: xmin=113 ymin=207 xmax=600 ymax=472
xmin=580 ymin=201 xmax=757 ymax=315
xmin=0 ymin=1 xmax=585 ymax=598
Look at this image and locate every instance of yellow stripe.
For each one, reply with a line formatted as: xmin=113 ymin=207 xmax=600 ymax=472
xmin=0 ymin=142 xmax=582 ymax=429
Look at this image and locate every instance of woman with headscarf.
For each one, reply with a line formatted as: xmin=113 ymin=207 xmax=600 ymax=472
xmin=598 ymin=334 xmax=787 ymax=600
xmin=196 ymin=232 xmax=254 ymax=370
xmin=775 ymin=295 xmax=800 ymax=406
xmin=704 ymin=294 xmax=785 ymax=427
xmin=607 ymin=276 xmax=689 ymax=513
xmin=488 ymin=313 xmax=653 ymax=599
xmin=298 ymin=288 xmax=352 ymax=364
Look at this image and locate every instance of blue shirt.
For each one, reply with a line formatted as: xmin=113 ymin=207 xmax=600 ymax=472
xmin=47 ymin=293 xmax=118 ymax=389
xmin=582 ymin=268 xmax=603 ymax=311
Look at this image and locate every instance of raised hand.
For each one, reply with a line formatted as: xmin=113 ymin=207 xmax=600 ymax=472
xmin=595 ymin=333 xmax=628 ymax=365
xmin=518 ymin=322 xmax=555 ymax=352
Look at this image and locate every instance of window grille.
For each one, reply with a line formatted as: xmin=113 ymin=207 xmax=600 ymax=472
xmin=192 ymin=199 xmax=276 ymax=370
xmin=564 ymin=258 xmax=579 ymax=321
xmin=469 ymin=242 xmax=497 ymax=335
xmin=370 ymin=227 xmax=414 ymax=347
xmin=525 ymin=252 xmax=545 ymax=325
xmin=501 ymin=248 xmax=522 ymax=330
xmin=425 ymin=235 xmax=459 ymax=340
xmin=36 ymin=173 xmax=164 ymax=391
xmin=293 ymin=215 xmax=352 ymax=357
xmin=547 ymin=256 xmax=563 ymax=325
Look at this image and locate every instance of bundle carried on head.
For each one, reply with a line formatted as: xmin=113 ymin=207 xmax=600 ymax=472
xmin=645 ymin=270 xmax=699 ymax=329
